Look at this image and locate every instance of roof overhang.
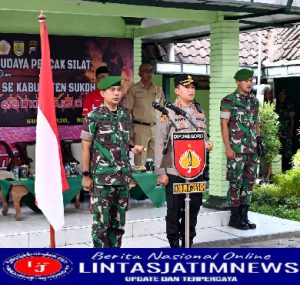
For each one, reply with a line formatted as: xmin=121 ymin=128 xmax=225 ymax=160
xmin=263 ymin=63 xmax=300 ymax=78
xmin=155 ymin=61 xmax=300 ymax=78
xmin=1 ymin=0 xmax=300 ymax=42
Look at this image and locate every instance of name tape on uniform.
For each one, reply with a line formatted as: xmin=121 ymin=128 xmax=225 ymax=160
xmin=173 ymin=132 xmax=204 ymax=140
xmin=173 ymin=182 xmax=206 ymax=194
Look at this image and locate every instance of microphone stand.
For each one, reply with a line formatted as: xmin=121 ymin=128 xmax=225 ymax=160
xmin=152 ymin=103 xmax=178 ymax=155
xmin=160 ymin=103 xmax=205 ymax=248
xmin=164 ymin=104 xmax=201 ymax=248
xmin=183 ymin=114 xmax=199 ymax=249
xmin=162 ymin=109 xmax=177 ymax=131
xmin=165 ymin=102 xmax=198 ymax=130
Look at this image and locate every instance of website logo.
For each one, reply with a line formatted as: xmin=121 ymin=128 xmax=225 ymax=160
xmin=3 ymin=252 xmax=73 ymax=281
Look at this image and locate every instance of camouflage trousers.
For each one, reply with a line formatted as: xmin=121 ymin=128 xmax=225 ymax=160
xmin=279 ymin=134 xmax=293 ymax=158
xmin=226 ymin=153 xmax=258 ymax=208
xmin=280 ymin=136 xmax=293 ymax=171
xmin=90 ymin=185 xmax=129 ymax=248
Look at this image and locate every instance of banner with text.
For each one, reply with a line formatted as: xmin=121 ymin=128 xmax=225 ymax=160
xmin=0 ymin=248 xmax=299 ymax=285
xmin=0 ymin=34 xmax=133 ymax=127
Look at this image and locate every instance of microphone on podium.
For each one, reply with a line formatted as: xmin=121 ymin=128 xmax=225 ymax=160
xmin=152 ymin=102 xmax=169 ymax=115
xmin=165 ymin=102 xmax=186 ymax=117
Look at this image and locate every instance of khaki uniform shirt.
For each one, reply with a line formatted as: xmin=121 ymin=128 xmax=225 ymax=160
xmin=155 ymin=100 xmax=208 ymax=177
xmin=123 ymin=81 xmax=165 ymax=124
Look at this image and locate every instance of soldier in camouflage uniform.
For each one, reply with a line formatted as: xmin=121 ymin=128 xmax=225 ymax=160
xmin=276 ymin=89 xmax=295 ymax=171
xmin=81 ymin=76 xmax=143 ymax=248
xmin=220 ymin=69 xmax=259 ymax=230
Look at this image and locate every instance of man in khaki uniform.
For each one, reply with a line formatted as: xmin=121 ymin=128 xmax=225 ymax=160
xmin=124 ymin=63 xmax=165 ymax=166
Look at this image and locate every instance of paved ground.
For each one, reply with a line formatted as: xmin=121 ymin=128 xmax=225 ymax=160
xmin=62 ymin=233 xmax=300 ymax=248
xmin=1 ymin=197 xmax=300 ymax=248
xmin=221 ymin=234 xmax=300 ymax=248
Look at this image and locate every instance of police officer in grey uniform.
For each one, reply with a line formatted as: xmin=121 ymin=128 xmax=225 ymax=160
xmin=155 ymin=74 xmax=213 ymax=248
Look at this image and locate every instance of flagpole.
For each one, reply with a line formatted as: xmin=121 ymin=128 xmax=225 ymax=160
xmin=38 ymin=11 xmax=57 ymax=249
xmin=36 ymin=10 xmax=69 ymax=248
xmin=50 ymin=225 xmax=56 ymax=248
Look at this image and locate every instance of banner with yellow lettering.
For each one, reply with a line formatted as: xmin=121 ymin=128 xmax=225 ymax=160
xmin=0 ymin=33 xmax=133 ymax=127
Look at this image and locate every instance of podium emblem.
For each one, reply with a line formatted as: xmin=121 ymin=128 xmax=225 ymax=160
xmin=172 ymin=131 xmax=205 ymax=180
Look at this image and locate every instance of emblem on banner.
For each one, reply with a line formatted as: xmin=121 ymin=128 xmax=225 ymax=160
xmin=13 ymin=41 xmax=24 ymax=57
xmin=29 ymin=40 xmax=38 ymax=54
xmin=0 ymin=40 xmax=11 ymax=55
xmin=172 ymin=131 xmax=205 ymax=179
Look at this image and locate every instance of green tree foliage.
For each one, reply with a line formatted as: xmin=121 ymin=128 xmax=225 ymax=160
xmin=259 ymin=102 xmax=281 ymax=180
xmin=273 ymin=168 xmax=300 ymax=198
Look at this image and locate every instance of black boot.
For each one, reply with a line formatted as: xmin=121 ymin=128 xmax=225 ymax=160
xmin=168 ymin=239 xmax=180 ymax=248
xmin=229 ymin=207 xmax=249 ymax=230
xmin=240 ymin=205 xmax=256 ymax=229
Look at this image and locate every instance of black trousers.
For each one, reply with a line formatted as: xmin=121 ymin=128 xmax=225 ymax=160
xmin=165 ymin=174 xmax=203 ymax=242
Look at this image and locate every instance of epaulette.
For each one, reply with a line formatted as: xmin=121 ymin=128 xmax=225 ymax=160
xmin=194 ymin=101 xmax=203 ymax=113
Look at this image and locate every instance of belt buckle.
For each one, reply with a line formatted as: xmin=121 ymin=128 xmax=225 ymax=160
xmin=149 ymin=122 xmax=155 ymax=126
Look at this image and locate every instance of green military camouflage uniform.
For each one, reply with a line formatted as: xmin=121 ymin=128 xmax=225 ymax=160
xmin=220 ymin=89 xmax=259 ymax=207
xmin=276 ymin=101 xmax=295 ymax=171
xmin=81 ymin=103 xmax=132 ymax=248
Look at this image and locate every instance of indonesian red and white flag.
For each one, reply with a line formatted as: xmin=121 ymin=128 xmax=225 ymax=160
xmin=35 ymin=14 xmax=69 ymax=231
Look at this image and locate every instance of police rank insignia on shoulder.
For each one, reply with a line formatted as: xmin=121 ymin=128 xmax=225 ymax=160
xmin=160 ymin=115 xmax=168 ymax=122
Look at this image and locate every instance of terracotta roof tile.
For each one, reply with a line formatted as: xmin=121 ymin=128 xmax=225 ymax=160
xmin=175 ymin=39 xmax=210 ymax=64
xmin=168 ymin=24 xmax=300 ymax=67
xmin=271 ymin=25 xmax=300 ymax=62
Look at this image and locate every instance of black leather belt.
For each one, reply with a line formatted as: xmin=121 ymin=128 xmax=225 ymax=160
xmin=133 ymin=120 xmax=156 ymax=126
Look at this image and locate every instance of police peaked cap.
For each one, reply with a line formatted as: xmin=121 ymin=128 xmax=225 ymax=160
xmin=97 ymin=76 xmax=122 ymax=90
xmin=234 ymin=69 xmax=254 ymax=81
xmin=174 ymin=74 xmax=198 ymax=87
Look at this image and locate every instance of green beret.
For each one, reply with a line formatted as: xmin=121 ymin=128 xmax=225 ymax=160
xmin=234 ymin=69 xmax=254 ymax=81
xmin=97 ymin=76 xmax=121 ymax=90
